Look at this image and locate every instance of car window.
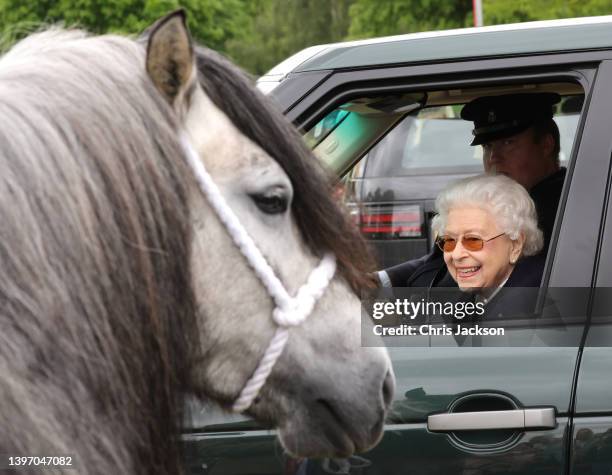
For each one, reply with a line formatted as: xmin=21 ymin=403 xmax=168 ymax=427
xmin=303 ymin=84 xmax=588 ymax=338
xmin=333 ymin=89 xmax=582 ymax=269
xmin=359 ymin=98 xmax=580 ymax=180
xmin=556 ymin=113 xmax=580 ymax=163
xmin=363 ymin=106 xmax=482 ymax=178
xmin=304 ymin=109 xmax=350 ymax=149
xmin=310 ymin=92 xmax=426 ymax=175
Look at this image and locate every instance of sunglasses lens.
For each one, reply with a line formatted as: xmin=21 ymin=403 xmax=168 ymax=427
xmin=437 ymin=237 xmax=456 ymax=252
xmin=463 ymin=236 xmax=484 ymax=251
xmin=438 ymin=236 xmax=485 ymax=252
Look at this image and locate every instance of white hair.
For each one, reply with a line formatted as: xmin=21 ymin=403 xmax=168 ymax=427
xmin=431 ymin=174 xmax=544 ymax=257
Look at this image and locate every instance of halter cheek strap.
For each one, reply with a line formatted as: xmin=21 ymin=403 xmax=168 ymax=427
xmin=180 ymin=133 xmax=336 ymax=413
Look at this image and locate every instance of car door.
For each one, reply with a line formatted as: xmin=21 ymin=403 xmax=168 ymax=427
xmin=570 ymin=60 xmax=612 ymax=475
xmin=181 ymin=59 xmax=610 ymax=475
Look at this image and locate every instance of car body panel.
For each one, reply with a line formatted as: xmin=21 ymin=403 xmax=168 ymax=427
xmin=570 ymin=417 xmax=612 ymax=475
xmin=547 ymin=61 xmax=612 ymax=287
xmin=261 ymin=70 xmax=332 ymax=113
xmin=263 ymin=17 xmax=612 ymax=76
xmin=575 ymin=346 xmax=612 ymax=413
xmin=184 ymin=423 xmax=568 ymax=475
xmin=182 ymin=342 xmax=584 ymax=474
xmin=569 ymin=143 xmax=612 ymax=472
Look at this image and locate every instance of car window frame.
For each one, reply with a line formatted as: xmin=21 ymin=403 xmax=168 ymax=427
xmin=287 ymin=61 xmax=606 ymax=330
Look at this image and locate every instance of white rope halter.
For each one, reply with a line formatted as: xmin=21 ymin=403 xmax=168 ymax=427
xmin=179 ymin=133 xmax=337 ymax=413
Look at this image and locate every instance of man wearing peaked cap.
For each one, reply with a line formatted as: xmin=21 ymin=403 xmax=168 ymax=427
xmin=461 ymin=92 xmax=566 ymax=250
xmin=461 ymin=93 xmax=560 ymax=147
xmin=378 ymin=92 xmax=567 ymax=289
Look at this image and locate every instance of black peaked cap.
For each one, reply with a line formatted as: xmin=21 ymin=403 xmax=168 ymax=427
xmin=461 ymin=93 xmax=561 ymax=145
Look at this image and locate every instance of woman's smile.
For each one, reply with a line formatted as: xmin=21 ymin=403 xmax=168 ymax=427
xmin=456 ymin=266 xmax=481 ymax=279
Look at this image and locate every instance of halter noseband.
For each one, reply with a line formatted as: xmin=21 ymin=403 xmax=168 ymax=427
xmin=180 ymin=133 xmax=337 ymax=413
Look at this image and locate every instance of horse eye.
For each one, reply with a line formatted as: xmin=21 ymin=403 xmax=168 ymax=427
xmin=251 ymin=191 xmax=289 ymax=214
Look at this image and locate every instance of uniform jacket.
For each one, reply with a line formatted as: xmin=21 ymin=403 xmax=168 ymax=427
xmin=530 ymin=167 xmax=566 ymax=252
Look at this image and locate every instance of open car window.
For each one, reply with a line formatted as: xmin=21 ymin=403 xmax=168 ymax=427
xmin=306 ymin=82 xmax=586 ymax=339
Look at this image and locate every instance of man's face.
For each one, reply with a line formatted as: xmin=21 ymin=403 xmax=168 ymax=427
xmin=482 ymin=127 xmax=556 ymax=190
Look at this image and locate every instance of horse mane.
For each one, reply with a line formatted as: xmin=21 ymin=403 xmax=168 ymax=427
xmin=0 ymin=29 xmax=197 ymax=474
xmin=0 ymin=26 xmax=377 ymax=475
xmin=194 ymin=46 xmax=377 ymax=292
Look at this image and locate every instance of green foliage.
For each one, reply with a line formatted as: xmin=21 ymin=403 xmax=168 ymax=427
xmin=347 ymin=0 xmax=472 ymax=39
xmin=484 ymin=0 xmax=612 ymax=24
xmin=225 ymin=0 xmax=354 ymax=76
xmin=0 ymin=0 xmax=248 ymax=52
xmin=0 ymin=0 xmax=610 ymax=74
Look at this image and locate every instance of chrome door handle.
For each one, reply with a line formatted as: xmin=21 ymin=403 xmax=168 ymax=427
xmin=427 ymin=407 xmax=556 ymax=432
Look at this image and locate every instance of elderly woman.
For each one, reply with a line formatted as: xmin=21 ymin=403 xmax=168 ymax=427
xmin=431 ymin=174 xmax=544 ymax=297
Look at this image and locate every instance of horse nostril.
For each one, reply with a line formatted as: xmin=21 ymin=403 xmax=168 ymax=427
xmin=382 ymin=369 xmax=395 ymax=408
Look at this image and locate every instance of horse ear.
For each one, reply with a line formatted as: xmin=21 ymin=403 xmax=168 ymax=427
xmin=146 ymin=9 xmax=195 ymax=107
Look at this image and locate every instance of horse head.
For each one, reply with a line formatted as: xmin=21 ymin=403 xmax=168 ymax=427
xmin=0 ymin=11 xmax=394 ymax=472
xmin=145 ymin=11 xmax=395 ymax=457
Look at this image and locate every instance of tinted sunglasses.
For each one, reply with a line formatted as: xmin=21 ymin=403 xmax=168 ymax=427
xmin=436 ymin=232 xmax=505 ymax=252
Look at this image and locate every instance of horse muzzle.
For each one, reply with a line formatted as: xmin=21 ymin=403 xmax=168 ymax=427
xmin=275 ymin=357 xmax=395 ymax=458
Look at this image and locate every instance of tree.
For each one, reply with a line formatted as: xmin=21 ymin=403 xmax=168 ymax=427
xmin=484 ymin=0 xmax=612 ymax=25
xmin=347 ymin=0 xmax=472 ymax=39
xmin=0 ymin=0 xmax=248 ymax=54
xmin=226 ymin=0 xmax=355 ymax=76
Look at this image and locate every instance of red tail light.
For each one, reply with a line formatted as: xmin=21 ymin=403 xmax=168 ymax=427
xmin=358 ymin=204 xmax=423 ymax=239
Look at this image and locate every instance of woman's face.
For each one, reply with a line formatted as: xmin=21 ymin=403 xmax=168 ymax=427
xmin=442 ymin=207 xmax=524 ymax=290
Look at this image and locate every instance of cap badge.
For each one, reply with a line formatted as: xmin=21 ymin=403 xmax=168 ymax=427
xmin=488 ymin=110 xmax=496 ymax=123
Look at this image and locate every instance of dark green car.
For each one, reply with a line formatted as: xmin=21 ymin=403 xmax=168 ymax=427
xmin=183 ymin=16 xmax=612 ymax=474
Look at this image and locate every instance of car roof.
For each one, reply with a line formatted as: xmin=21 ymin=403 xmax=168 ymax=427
xmin=261 ymin=16 xmax=612 ymax=79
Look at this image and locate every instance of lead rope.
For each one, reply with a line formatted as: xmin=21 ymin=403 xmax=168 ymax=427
xmin=179 ymin=133 xmax=337 ymax=413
